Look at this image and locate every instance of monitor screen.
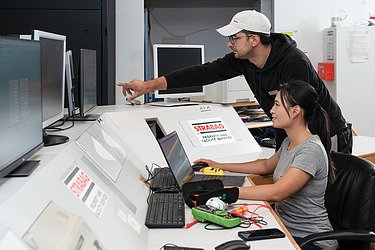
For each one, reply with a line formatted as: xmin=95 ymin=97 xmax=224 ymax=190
xmin=0 ymin=36 xmax=43 ymax=178
xmin=157 ymin=131 xmax=194 ymax=189
xmin=32 ymin=30 xmax=66 ymax=128
xmin=79 ymin=49 xmax=97 ymax=115
xmin=153 ymin=44 xmax=205 ymax=99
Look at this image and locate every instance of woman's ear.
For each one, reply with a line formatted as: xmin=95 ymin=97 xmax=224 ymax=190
xmin=291 ymin=105 xmax=301 ymax=118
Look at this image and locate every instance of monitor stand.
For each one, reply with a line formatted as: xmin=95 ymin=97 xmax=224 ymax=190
xmin=43 ymin=130 xmax=69 ymax=147
xmin=150 ymin=98 xmax=199 ymax=107
xmin=4 ymin=160 xmax=40 ymax=177
xmin=68 ymin=113 xmax=100 ymax=121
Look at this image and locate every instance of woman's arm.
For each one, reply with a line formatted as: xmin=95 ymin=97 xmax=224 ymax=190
xmin=194 ymin=153 xmax=280 ymax=176
xmin=238 ymin=167 xmax=311 ymax=202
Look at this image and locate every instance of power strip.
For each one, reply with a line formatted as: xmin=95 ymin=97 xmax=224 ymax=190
xmin=192 ymin=205 xmax=242 ymax=228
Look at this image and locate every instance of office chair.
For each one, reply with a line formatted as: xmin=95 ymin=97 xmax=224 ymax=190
xmin=299 ymin=152 xmax=375 ymax=249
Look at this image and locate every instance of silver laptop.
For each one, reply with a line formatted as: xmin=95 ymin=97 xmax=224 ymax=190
xmin=157 ymin=131 xmax=245 ymax=190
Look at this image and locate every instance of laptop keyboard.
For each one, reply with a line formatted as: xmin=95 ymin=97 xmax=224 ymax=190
xmin=150 ymin=168 xmax=178 ymax=191
xmin=145 ymin=192 xmax=185 ymax=228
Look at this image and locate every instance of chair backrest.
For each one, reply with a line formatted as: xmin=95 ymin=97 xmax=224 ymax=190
xmin=325 ymin=151 xmax=375 ymax=249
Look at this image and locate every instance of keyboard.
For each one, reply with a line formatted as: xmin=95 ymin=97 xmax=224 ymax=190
xmin=163 ymin=246 xmax=204 ymax=250
xmin=145 ymin=192 xmax=185 ymax=228
xmin=150 ymin=168 xmax=178 ymax=191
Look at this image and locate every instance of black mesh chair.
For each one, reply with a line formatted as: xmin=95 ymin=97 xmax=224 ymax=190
xmin=299 ymin=152 xmax=375 ymax=249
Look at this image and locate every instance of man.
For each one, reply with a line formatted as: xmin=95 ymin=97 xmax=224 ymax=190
xmin=117 ymin=10 xmax=352 ymax=153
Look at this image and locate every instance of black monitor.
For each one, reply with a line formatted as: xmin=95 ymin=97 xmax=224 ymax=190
xmin=65 ymin=50 xmax=75 ymax=117
xmin=32 ymin=30 xmax=69 ymax=146
xmin=75 ymin=48 xmax=99 ymax=121
xmin=153 ymin=44 xmax=205 ymax=103
xmin=0 ymin=36 xmax=43 ymax=178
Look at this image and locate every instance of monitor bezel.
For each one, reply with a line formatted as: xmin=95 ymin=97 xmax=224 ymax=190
xmin=153 ymin=44 xmax=205 ymax=99
xmin=32 ymin=30 xmax=66 ymax=128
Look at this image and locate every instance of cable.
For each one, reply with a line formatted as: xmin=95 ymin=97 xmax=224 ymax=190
xmin=144 ymin=163 xmax=164 ymax=183
xmin=45 ymin=86 xmax=78 ymax=132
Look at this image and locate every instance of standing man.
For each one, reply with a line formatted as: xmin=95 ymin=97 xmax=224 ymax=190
xmin=117 ymin=10 xmax=352 ymax=153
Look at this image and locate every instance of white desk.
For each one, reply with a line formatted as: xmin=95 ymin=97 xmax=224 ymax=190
xmin=0 ymin=104 xmax=299 ymax=250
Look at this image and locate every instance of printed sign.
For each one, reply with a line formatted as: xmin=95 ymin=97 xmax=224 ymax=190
xmin=189 ymin=117 xmax=235 ymax=147
xmin=64 ymin=167 xmax=109 ymax=218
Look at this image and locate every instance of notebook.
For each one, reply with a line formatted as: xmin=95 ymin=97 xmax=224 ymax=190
xmin=157 ymin=131 xmax=245 ymax=190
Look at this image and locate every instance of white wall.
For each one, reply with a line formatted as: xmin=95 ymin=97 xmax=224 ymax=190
xmin=114 ymin=0 xmax=375 ymax=104
xmin=115 ymin=0 xmax=144 ymax=104
xmin=274 ymin=0 xmax=375 ymax=69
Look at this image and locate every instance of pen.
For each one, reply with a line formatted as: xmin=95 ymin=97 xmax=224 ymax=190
xmin=185 ymin=220 xmax=199 ymax=228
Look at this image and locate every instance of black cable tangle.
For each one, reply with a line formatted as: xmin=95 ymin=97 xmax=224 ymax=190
xmin=144 ymin=162 xmax=164 ymax=183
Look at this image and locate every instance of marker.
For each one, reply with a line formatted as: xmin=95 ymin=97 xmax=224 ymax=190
xmin=185 ymin=220 xmax=199 ymax=228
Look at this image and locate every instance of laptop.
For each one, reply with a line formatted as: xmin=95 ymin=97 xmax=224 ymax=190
xmin=157 ymin=131 xmax=245 ymax=190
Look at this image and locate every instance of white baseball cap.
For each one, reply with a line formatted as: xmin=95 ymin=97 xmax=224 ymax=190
xmin=217 ymin=10 xmax=271 ymax=36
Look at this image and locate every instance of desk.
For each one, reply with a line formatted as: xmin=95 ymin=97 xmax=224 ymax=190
xmin=352 ymin=136 xmax=375 ymax=164
xmin=148 ymin=177 xmax=300 ymax=250
xmin=0 ymin=104 xmax=299 ymax=250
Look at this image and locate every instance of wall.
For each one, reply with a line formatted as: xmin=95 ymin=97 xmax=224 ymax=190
xmin=274 ymin=0 xmax=375 ymax=69
xmin=115 ymin=0 xmax=375 ymax=104
xmin=146 ymin=7 xmax=246 ymax=80
xmin=115 ymin=0 xmax=144 ymax=104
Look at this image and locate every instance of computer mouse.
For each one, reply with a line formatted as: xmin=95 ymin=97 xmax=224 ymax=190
xmin=126 ymin=98 xmax=141 ymax=105
xmin=202 ymin=167 xmax=224 ymax=175
xmin=191 ymin=162 xmax=209 ymax=171
xmin=215 ymin=239 xmax=250 ymax=250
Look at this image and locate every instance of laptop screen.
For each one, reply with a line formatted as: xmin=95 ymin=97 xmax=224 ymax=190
xmin=157 ymin=131 xmax=195 ymax=188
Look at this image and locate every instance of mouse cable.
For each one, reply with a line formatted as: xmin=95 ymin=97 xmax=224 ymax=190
xmin=144 ymin=163 xmax=164 ymax=183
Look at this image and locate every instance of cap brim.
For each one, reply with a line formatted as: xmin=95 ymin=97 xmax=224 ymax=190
xmin=216 ymin=24 xmax=242 ymax=37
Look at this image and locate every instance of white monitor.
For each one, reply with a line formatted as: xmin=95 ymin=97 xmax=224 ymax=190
xmin=32 ymin=30 xmax=66 ymax=129
xmin=153 ymin=44 xmax=205 ymax=100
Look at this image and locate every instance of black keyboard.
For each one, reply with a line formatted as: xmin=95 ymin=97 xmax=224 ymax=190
xmin=163 ymin=246 xmax=204 ymax=250
xmin=150 ymin=168 xmax=178 ymax=191
xmin=145 ymin=192 xmax=185 ymax=228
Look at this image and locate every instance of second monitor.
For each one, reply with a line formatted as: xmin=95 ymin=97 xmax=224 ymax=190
xmin=72 ymin=49 xmax=99 ymax=121
xmin=152 ymin=44 xmax=205 ymax=106
xmin=32 ymin=30 xmax=69 ymax=147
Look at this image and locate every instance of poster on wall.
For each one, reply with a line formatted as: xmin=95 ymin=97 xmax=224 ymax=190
xmin=188 ymin=117 xmax=235 ymax=147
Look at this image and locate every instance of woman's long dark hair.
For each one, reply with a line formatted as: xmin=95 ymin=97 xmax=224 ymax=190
xmin=279 ymin=80 xmax=334 ymax=181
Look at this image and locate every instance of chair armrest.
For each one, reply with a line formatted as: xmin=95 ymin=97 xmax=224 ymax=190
xmin=299 ymin=230 xmax=375 ymax=247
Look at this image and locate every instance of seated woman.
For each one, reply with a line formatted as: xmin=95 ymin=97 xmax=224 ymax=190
xmin=195 ymin=80 xmax=338 ymax=250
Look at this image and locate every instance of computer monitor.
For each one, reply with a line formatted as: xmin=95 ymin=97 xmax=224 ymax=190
xmin=153 ymin=44 xmax=205 ymax=102
xmin=0 ymin=36 xmax=43 ymax=178
xmin=65 ymin=50 xmax=75 ymax=117
xmin=76 ymin=48 xmax=99 ymax=121
xmin=32 ymin=30 xmax=69 ymax=146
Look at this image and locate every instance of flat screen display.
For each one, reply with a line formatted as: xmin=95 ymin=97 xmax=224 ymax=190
xmin=153 ymin=44 xmax=205 ymax=99
xmin=0 ymin=36 xmax=43 ymax=178
xmin=32 ymin=30 xmax=66 ymax=128
xmin=79 ymin=49 xmax=97 ymax=115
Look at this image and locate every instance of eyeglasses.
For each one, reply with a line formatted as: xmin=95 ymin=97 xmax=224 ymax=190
xmin=228 ymin=34 xmax=254 ymax=44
